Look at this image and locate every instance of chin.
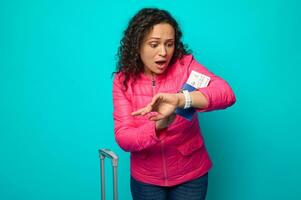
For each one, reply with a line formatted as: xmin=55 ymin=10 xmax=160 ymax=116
xmin=155 ymin=70 xmax=166 ymax=75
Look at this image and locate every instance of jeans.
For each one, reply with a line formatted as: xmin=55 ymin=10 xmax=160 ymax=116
xmin=130 ymin=173 xmax=208 ymax=200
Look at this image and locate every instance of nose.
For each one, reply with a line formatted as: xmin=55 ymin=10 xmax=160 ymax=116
xmin=159 ymin=45 xmax=167 ymax=57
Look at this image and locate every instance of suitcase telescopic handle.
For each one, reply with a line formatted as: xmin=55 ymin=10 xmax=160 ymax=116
xmin=99 ymin=149 xmax=118 ymax=166
xmin=99 ymin=149 xmax=118 ymax=200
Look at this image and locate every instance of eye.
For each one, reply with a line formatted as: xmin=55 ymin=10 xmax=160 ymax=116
xmin=166 ymin=42 xmax=174 ymax=48
xmin=149 ymin=43 xmax=158 ymax=48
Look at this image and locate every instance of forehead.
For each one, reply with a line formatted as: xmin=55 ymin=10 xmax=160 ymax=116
xmin=144 ymin=23 xmax=175 ymax=40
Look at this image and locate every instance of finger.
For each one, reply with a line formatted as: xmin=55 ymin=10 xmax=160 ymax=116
xmin=131 ymin=108 xmax=146 ymax=116
xmin=146 ymin=112 xmax=157 ymax=120
xmin=132 ymin=103 xmax=153 ymax=116
xmin=142 ymin=104 xmax=153 ymax=114
xmin=149 ymin=114 xmax=165 ymax=121
xmin=150 ymin=94 xmax=163 ymax=107
xmin=151 ymin=96 xmax=163 ymax=111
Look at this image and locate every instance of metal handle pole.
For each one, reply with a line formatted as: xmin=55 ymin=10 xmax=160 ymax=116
xmin=99 ymin=149 xmax=118 ymax=200
xmin=100 ymin=155 xmax=105 ymax=200
xmin=113 ymin=165 xmax=118 ymax=200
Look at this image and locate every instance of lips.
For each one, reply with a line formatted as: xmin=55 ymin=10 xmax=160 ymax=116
xmin=155 ymin=60 xmax=167 ymax=66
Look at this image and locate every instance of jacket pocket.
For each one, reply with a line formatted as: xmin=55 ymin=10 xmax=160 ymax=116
xmin=176 ymin=135 xmax=205 ymax=175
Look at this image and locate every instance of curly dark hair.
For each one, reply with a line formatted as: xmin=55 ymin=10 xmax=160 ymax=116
xmin=116 ymin=8 xmax=190 ymax=90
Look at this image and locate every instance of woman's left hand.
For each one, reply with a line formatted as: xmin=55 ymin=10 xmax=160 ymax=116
xmin=132 ymin=93 xmax=181 ymax=121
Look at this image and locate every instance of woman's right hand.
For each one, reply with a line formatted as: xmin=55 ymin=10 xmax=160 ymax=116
xmin=132 ymin=93 xmax=183 ymax=121
xmin=155 ymin=114 xmax=176 ymax=130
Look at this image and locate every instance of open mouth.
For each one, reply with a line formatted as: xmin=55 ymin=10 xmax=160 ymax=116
xmin=155 ymin=60 xmax=167 ymax=66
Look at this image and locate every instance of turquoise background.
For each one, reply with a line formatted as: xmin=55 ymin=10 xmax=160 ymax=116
xmin=1 ymin=0 xmax=300 ymax=199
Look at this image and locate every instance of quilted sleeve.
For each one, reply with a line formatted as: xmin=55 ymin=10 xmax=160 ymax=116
xmin=188 ymin=57 xmax=236 ymax=112
xmin=112 ymin=74 xmax=160 ymax=152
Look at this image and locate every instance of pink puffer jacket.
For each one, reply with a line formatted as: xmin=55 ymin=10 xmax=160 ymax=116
xmin=113 ymin=54 xmax=236 ymax=186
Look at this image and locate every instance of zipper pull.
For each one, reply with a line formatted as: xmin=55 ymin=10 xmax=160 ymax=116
xmin=152 ymin=79 xmax=156 ymax=87
xmin=151 ymin=73 xmax=156 ymax=87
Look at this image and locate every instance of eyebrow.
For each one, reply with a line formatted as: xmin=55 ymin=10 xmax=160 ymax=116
xmin=147 ymin=37 xmax=174 ymax=41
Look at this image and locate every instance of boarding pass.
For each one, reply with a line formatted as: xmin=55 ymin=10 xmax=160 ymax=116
xmin=186 ymin=70 xmax=211 ymax=88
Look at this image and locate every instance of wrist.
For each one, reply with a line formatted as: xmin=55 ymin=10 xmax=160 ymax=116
xmin=175 ymin=93 xmax=185 ymax=108
xmin=182 ymin=90 xmax=192 ymax=109
xmin=176 ymin=90 xmax=192 ymax=109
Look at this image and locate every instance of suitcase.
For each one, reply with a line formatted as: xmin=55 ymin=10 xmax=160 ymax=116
xmin=98 ymin=149 xmax=118 ymax=200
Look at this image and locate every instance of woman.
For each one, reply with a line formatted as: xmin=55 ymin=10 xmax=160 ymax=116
xmin=113 ymin=8 xmax=236 ymax=200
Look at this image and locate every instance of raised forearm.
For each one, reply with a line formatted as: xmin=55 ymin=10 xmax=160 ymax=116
xmin=175 ymin=91 xmax=209 ymax=109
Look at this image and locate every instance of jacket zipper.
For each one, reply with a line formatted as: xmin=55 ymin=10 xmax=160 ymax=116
xmin=161 ymin=141 xmax=168 ymax=185
xmin=151 ymin=75 xmax=156 ymax=94
xmin=152 ymin=74 xmax=168 ymax=185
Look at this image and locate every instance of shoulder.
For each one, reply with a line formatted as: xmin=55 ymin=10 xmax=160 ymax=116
xmin=112 ymin=72 xmax=135 ymax=96
xmin=113 ymin=72 xmax=124 ymax=83
xmin=179 ymin=54 xmax=194 ymax=65
xmin=169 ymin=54 xmax=195 ymax=74
xmin=113 ymin=72 xmax=132 ymax=85
xmin=112 ymin=72 xmax=126 ymax=91
xmin=173 ymin=54 xmax=195 ymax=69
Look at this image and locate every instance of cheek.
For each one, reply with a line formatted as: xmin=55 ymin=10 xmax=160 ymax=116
xmin=168 ymin=48 xmax=175 ymax=56
xmin=142 ymin=49 xmax=157 ymax=61
xmin=140 ymin=51 xmax=154 ymax=66
xmin=140 ymin=51 xmax=147 ymax=62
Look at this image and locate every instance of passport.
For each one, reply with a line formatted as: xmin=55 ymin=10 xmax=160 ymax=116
xmin=175 ymin=70 xmax=211 ymax=121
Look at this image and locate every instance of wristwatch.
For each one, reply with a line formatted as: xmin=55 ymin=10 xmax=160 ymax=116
xmin=181 ymin=90 xmax=192 ymax=109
